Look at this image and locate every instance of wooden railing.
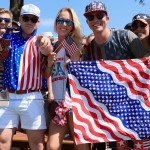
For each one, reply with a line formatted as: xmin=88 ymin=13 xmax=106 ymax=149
xmin=12 ymin=131 xmax=74 ymax=150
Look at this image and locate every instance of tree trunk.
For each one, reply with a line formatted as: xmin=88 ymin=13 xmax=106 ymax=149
xmin=9 ymin=0 xmax=24 ymax=21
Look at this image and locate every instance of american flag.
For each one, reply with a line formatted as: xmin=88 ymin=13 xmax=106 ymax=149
xmin=62 ymin=35 xmax=79 ymax=56
xmin=67 ymin=58 xmax=150 ymax=144
xmin=18 ymin=36 xmax=46 ymax=90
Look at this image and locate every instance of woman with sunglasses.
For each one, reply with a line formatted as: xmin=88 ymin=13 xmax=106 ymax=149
xmin=132 ymin=13 xmax=150 ymax=51
xmin=46 ymin=7 xmax=90 ymax=150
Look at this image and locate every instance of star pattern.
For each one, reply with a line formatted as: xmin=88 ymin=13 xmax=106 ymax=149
xmin=2 ymin=29 xmax=37 ymax=90
xmin=69 ymin=61 xmax=150 ymax=139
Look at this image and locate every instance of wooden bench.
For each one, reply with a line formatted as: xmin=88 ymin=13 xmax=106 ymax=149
xmin=12 ymin=131 xmax=74 ymax=150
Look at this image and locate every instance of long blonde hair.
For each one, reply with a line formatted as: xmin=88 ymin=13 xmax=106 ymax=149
xmin=54 ymin=7 xmax=83 ymax=49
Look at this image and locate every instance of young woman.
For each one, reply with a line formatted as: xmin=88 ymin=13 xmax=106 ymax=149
xmin=46 ymin=8 xmax=90 ymax=150
xmin=132 ymin=13 xmax=150 ymax=51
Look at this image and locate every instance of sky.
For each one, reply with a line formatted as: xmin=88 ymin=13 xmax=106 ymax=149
xmin=1 ymin=0 xmax=150 ymax=37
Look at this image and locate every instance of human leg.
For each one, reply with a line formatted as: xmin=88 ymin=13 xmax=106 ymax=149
xmin=26 ymin=129 xmax=45 ymax=150
xmin=67 ymin=112 xmax=90 ymax=150
xmin=47 ymin=121 xmax=68 ymax=150
xmin=19 ymin=92 xmax=46 ymax=150
xmin=0 ymin=128 xmax=16 ymax=150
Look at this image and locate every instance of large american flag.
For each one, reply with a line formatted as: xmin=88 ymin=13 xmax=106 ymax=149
xmin=67 ymin=58 xmax=150 ymax=145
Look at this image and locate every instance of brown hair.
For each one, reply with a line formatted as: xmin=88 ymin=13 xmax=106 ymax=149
xmin=0 ymin=8 xmax=13 ymax=20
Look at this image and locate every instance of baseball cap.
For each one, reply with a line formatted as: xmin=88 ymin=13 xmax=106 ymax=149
xmin=84 ymin=1 xmax=107 ymax=16
xmin=132 ymin=13 xmax=150 ymax=25
xmin=20 ymin=4 xmax=40 ymax=17
xmin=12 ymin=20 xmax=20 ymax=27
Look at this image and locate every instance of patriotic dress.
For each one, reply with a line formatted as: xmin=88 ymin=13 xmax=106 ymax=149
xmin=3 ymin=28 xmax=46 ymax=90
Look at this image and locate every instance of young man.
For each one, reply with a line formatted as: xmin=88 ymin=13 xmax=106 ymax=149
xmin=82 ymin=1 xmax=149 ymax=150
xmin=0 ymin=8 xmax=12 ymax=94
xmin=0 ymin=4 xmax=53 ymax=150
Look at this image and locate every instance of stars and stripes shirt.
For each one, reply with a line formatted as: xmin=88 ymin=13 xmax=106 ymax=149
xmin=2 ymin=29 xmax=46 ymax=90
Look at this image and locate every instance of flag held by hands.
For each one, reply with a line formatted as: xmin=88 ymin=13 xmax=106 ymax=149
xmin=67 ymin=58 xmax=150 ymax=144
xmin=62 ymin=35 xmax=79 ymax=56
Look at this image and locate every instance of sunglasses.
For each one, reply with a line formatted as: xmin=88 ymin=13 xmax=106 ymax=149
xmin=56 ymin=18 xmax=74 ymax=26
xmin=0 ymin=17 xmax=11 ymax=23
xmin=85 ymin=13 xmax=106 ymax=21
xmin=22 ymin=15 xmax=39 ymax=23
xmin=132 ymin=22 xmax=147 ymax=31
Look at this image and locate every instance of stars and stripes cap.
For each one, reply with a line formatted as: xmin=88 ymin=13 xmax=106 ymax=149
xmin=132 ymin=13 xmax=150 ymax=25
xmin=84 ymin=1 xmax=107 ymax=16
xmin=21 ymin=4 xmax=40 ymax=17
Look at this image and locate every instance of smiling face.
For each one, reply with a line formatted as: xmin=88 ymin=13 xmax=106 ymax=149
xmin=0 ymin=13 xmax=12 ymax=35
xmin=55 ymin=10 xmax=74 ymax=40
xmin=19 ymin=14 xmax=40 ymax=38
xmin=132 ymin=20 xmax=149 ymax=40
xmin=85 ymin=11 xmax=109 ymax=33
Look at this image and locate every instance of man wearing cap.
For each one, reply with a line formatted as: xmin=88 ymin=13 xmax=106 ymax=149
xmin=82 ymin=1 xmax=150 ymax=150
xmin=0 ymin=4 xmax=53 ymax=150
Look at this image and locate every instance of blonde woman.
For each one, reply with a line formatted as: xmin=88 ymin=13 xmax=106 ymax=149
xmin=46 ymin=8 xmax=90 ymax=150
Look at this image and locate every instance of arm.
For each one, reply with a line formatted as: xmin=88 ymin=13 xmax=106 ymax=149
xmin=36 ymin=35 xmax=53 ymax=56
xmin=43 ymin=52 xmax=56 ymax=79
xmin=47 ymin=75 xmax=54 ymax=103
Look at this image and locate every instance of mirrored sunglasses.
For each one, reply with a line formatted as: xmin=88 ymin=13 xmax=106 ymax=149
xmin=22 ymin=15 xmax=39 ymax=23
xmin=85 ymin=13 xmax=106 ymax=21
xmin=132 ymin=22 xmax=147 ymax=31
xmin=56 ymin=18 xmax=74 ymax=26
xmin=0 ymin=17 xmax=11 ymax=23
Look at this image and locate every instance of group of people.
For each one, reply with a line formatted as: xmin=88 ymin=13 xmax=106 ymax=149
xmin=0 ymin=1 xmax=149 ymax=150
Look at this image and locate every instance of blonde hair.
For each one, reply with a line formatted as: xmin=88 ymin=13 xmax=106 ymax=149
xmin=0 ymin=8 xmax=13 ymax=20
xmin=54 ymin=7 xmax=83 ymax=49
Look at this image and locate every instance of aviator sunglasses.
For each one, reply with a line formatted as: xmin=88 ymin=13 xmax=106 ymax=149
xmin=56 ymin=18 xmax=74 ymax=26
xmin=22 ymin=15 xmax=39 ymax=23
xmin=85 ymin=13 xmax=106 ymax=21
xmin=132 ymin=22 xmax=147 ymax=31
xmin=0 ymin=17 xmax=11 ymax=23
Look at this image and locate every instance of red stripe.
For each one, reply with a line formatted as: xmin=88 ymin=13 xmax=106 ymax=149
xmin=69 ymin=78 xmax=136 ymax=144
xmin=100 ymin=60 xmax=150 ymax=107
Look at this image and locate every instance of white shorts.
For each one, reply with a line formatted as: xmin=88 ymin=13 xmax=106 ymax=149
xmin=0 ymin=91 xmax=46 ymax=130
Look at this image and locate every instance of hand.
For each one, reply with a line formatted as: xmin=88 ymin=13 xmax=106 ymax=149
xmin=47 ymin=52 xmax=56 ymax=67
xmin=47 ymin=92 xmax=54 ymax=103
xmin=146 ymin=56 xmax=150 ymax=64
xmin=35 ymin=35 xmax=53 ymax=56
xmin=64 ymin=58 xmax=71 ymax=70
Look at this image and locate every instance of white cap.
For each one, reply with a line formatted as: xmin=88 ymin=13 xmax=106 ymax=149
xmin=21 ymin=4 xmax=40 ymax=17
